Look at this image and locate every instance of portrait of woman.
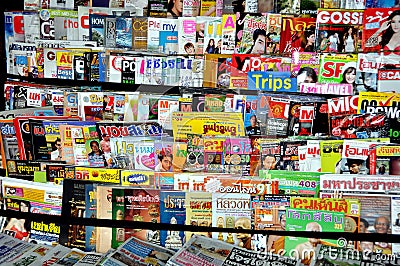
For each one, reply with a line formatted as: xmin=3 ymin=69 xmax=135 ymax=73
xmin=366 ymin=10 xmax=400 ymax=54
xmin=205 ymin=39 xmax=215 ymax=54
xmin=302 ymin=29 xmax=315 ymax=52
xmin=167 ymin=0 xmax=183 ymax=18
xmin=296 ymin=67 xmax=318 ymax=84
xmin=341 ymin=63 xmax=357 ymax=92
xmin=343 ymin=27 xmax=356 ymax=52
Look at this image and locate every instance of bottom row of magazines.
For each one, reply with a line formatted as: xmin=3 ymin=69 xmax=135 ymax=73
xmin=0 ymin=231 xmax=398 ymax=266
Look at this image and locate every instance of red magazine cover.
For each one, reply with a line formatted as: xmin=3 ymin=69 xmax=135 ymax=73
xmin=363 ymin=8 xmax=400 ymax=54
xmin=279 ymin=16 xmax=316 ymax=54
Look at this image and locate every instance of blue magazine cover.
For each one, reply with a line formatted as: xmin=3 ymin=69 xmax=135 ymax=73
xmin=160 ymin=191 xmax=186 ymax=250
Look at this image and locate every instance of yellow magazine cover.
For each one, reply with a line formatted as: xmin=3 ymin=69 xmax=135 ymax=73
xmin=172 ymin=112 xmax=245 ymax=141
xmin=74 ymin=167 xmax=121 ymax=183
xmin=357 ymin=91 xmax=400 ymax=115
xmin=320 ymin=139 xmax=344 ymax=174
xmin=185 ymin=191 xmax=212 ymax=242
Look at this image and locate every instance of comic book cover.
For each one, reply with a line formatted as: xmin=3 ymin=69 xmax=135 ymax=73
xmin=369 ymin=144 xmax=400 ymax=175
xmin=377 ymin=68 xmax=400 ymax=93
xmin=111 ymin=188 xmax=160 ymax=248
xmin=158 ymin=18 xmax=179 ymax=54
xmin=363 ymin=8 xmax=400 ymax=53
xmin=147 ymin=17 xmax=162 ymax=52
xmin=224 ymin=137 xmax=251 ymax=176
xmin=357 ymin=91 xmax=400 ymax=142
xmin=235 ymin=12 xmax=267 ymax=54
xmin=185 ymin=192 xmax=212 ymax=241
xmin=221 ymin=14 xmax=236 ymax=54
xmin=160 ymin=191 xmax=186 ymax=250
xmin=284 ymin=208 xmax=345 ymax=265
xmin=316 ymin=9 xmax=363 ymax=53
xmin=211 ymin=193 xmax=252 ymax=249
xmin=256 ymin=94 xmax=290 ymax=137
xmin=203 ymin=17 xmax=222 ymax=55
xmin=280 ymin=17 xmax=316 ymax=55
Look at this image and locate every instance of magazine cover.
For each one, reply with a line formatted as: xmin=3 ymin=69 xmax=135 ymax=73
xmin=211 ymin=193 xmax=252 ymax=249
xmin=284 ymin=208 xmax=345 ymax=265
xmin=363 ymin=8 xmax=400 ymax=54
xmin=369 ymin=144 xmax=400 ymax=175
xmin=111 ymin=188 xmax=161 ymax=248
xmin=185 ymin=191 xmax=212 ymax=241
xmin=318 ymin=54 xmax=358 ymax=95
xmin=320 ymin=139 xmax=344 ymax=173
xmin=203 ymin=17 xmax=222 ymax=55
xmin=357 ymin=91 xmax=400 ymax=142
xmin=316 ymin=9 xmax=363 ymax=53
xmin=178 ymin=17 xmax=197 ymax=55
xmin=160 ymin=191 xmax=186 ymax=250
xmin=221 ymin=14 xmax=236 ymax=54
xmin=235 ymin=12 xmax=267 ymax=54
xmin=265 ymin=14 xmax=281 ymax=54
xmin=377 ymin=68 xmax=400 ymax=93
xmin=280 ymin=17 xmax=316 ymax=54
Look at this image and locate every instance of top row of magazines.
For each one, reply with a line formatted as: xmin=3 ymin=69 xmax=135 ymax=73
xmin=7 ymin=7 xmax=400 ymax=54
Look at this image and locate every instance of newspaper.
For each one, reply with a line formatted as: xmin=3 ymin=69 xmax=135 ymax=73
xmin=101 ymin=236 xmax=176 ymax=266
xmin=167 ymin=235 xmax=301 ymax=266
